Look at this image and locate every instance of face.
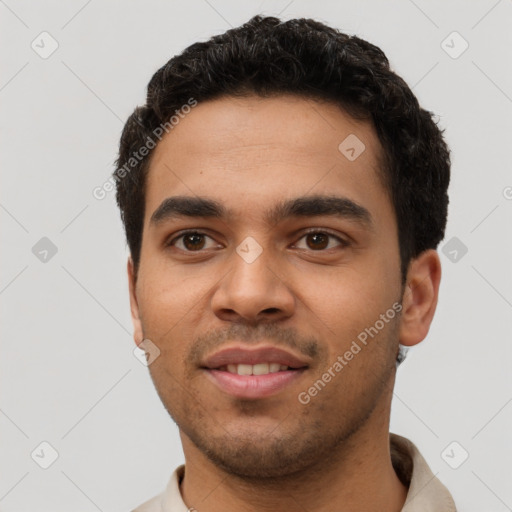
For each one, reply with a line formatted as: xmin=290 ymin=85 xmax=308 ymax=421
xmin=129 ymin=94 xmax=406 ymax=478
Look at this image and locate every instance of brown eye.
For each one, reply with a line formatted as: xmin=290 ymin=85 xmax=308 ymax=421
xmin=294 ymin=230 xmax=348 ymax=251
xmin=182 ymin=233 xmax=206 ymax=251
xmin=306 ymin=232 xmax=329 ymax=250
xmin=168 ymin=231 xmax=218 ymax=252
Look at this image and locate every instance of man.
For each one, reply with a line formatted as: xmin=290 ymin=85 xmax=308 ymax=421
xmin=114 ymin=15 xmax=455 ymax=511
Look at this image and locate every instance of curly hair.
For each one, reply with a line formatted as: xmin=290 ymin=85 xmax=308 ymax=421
xmin=114 ymin=15 xmax=450 ymax=283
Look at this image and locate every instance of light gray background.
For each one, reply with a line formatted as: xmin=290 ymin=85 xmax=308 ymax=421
xmin=1 ymin=0 xmax=511 ymax=510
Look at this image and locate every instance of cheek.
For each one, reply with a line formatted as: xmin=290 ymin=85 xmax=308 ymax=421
xmin=137 ymin=261 xmax=215 ymax=328
xmin=135 ymin=264 xmax=221 ymax=375
xmin=293 ymin=260 xmax=399 ymax=353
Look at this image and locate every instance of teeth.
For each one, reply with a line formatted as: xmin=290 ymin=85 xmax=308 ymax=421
xmin=253 ymin=363 xmax=269 ymax=375
xmin=237 ymin=364 xmax=253 ymax=376
xmin=224 ymin=363 xmax=291 ymax=375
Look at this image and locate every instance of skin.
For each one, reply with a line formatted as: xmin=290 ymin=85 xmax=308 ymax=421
xmin=127 ymin=94 xmax=442 ymax=512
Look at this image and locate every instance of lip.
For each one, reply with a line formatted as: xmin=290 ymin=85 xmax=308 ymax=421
xmin=204 ymin=368 xmax=306 ymax=399
xmin=202 ymin=345 xmax=310 ymax=369
xmin=201 ymin=344 xmax=310 ymax=400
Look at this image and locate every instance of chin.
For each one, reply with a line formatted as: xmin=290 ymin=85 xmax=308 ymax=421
xmin=181 ymin=418 xmax=343 ymax=480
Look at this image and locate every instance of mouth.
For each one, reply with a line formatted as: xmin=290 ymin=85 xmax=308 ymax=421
xmin=203 ymin=367 xmax=306 ymax=400
xmin=201 ymin=345 xmax=310 ymax=399
xmin=215 ymin=362 xmax=298 ymax=375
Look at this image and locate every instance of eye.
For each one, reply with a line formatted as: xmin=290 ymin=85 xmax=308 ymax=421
xmin=167 ymin=231 xmax=220 ymax=252
xmin=166 ymin=229 xmax=350 ymax=253
xmin=294 ymin=230 xmax=349 ymax=251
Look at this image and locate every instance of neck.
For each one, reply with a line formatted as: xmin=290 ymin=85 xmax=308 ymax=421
xmin=179 ymin=397 xmax=407 ymax=512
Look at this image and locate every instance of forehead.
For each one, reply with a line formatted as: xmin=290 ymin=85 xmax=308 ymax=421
xmin=143 ymin=94 xmax=392 ymax=229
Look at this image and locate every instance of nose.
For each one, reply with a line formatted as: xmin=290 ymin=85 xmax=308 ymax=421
xmin=211 ymin=245 xmax=295 ymax=324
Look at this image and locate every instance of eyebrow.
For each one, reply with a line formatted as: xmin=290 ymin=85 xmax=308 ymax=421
xmin=150 ymin=194 xmax=373 ymax=230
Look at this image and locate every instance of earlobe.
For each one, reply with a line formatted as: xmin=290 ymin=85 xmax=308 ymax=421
xmin=127 ymin=257 xmax=144 ymax=346
xmin=399 ymin=249 xmax=442 ymax=347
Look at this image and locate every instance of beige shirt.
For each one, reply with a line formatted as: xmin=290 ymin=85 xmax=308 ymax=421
xmin=132 ymin=433 xmax=457 ymax=511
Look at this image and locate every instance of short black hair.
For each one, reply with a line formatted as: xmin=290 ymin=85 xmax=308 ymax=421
xmin=114 ymin=15 xmax=450 ymax=282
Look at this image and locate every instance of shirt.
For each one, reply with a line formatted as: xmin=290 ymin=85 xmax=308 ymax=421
xmin=131 ymin=433 xmax=457 ymax=511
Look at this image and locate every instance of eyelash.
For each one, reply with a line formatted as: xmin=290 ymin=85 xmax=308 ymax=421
xmin=166 ymin=228 xmax=350 ymax=252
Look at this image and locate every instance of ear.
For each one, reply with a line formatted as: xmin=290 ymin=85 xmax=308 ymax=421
xmin=399 ymin=249 xmax=442 ymax=347
xmin=127 ymin=257 xmax=144 ymax=346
